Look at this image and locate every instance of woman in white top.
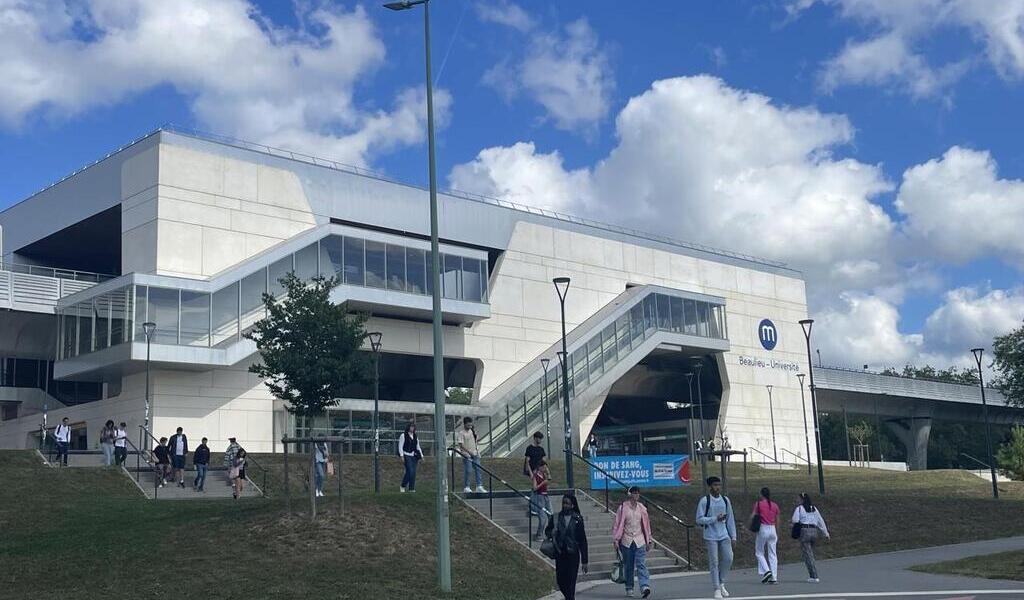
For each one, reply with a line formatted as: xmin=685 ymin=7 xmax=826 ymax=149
xmin=398 ymin=423 xmax=424 ymax=493
xmin=791 ymin=493 xmax=830 ymax=583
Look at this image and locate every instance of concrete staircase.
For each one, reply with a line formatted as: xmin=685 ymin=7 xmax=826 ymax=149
xmin=460 ymin=490 xmax=689 ymax=582
xmin=126 ymin=465 xmax=263 ymax=500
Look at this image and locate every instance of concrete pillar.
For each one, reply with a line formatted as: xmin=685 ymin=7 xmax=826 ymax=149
xmin=885 ymin=416 xmax=932 ymax=471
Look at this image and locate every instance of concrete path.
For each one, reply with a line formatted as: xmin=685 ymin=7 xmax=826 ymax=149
xmin=553 ymin=536 xmax=1024 ymax=600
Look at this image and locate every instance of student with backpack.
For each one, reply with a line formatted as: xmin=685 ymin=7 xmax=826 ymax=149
xmin=54 ymin=417 xmax=71 ymax=466
xmin=750 ymin=487 xmax=780 ymax=584
xmin=792 ymin=493 xmax=830 ymax=583
xmin=696 ymin=476 xmax=736 ymax=599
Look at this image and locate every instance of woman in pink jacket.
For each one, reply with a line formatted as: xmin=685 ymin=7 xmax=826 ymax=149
xmin=612 ymin=486 xmax=653 ymax=598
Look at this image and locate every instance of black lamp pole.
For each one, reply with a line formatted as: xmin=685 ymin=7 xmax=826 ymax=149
xmin=686 ymin=373 xmax=695 ymax=461
xmin=367 ymin=332 xmax=383 ymax=494
xmin=971 ymin=348 xmax=999 ymax=500
xmin=796 ymin=373 xmax=812 ymax=476
xmin=799 ymin=319 xmax=826 ymax=495
xmin=553 ymin=277 xmax=573 ymax=488
xmin=767 ymin=385 xmax=777 ymax=462
xmin=143 ymin=321 xmax=156 ymax=431
xmin=541 ymin=358 xmax=552 ymax=458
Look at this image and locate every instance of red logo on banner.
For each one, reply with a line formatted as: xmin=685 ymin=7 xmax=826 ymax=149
xmin=678 ymin=458 xmax=691 ymax=483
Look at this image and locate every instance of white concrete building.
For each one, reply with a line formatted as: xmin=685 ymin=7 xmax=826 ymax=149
xmin=0 ymin=128 xmax=816 ymax=464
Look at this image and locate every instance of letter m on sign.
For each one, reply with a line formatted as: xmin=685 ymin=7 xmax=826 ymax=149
xmin=758 ymin=319 xmax=778 ymax=351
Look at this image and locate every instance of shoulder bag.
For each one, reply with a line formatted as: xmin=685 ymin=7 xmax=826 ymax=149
xmin=790 ymin=506 xmax=803 ymax=539
xmin=610 ymin=546 xmax=625 ymax=583
xmin=540 ymin=536 xmax=558 ymax=560
xmin=326 ymin=460 xmax=335 ymax=476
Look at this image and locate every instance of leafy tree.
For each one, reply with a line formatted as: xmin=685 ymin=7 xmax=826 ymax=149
xmin=246 ymin=273 xmax=370 ymax=418
xmin=997 ymin=425 xmax=1024 ymax=480
xmin=993 ymin=322 xmax=1024 ymax=408
xmin=881 ymin=364 xmax=979 ymax=385
xmin=848 ymin=421 xmax=873 ymax=446
xmin=446 ymin=387 xmax=473 ymax=405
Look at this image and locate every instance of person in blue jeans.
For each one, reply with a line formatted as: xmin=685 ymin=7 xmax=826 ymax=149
xmin=314 ymin=441 xmax=329 ymax=497
xmin=398 ymin=423 xmax=423 ymax=492
xmin=456 ymin=417 xmax=486 ymax=493
xmin=696 ymin=476 xmax=736 ymax=599
xmin=612 ymin=486 xmax=653 ymax=598
xmin=192 ymin=437 xmax=210 ymax=492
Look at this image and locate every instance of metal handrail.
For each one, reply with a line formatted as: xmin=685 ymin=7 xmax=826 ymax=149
xmin=780 ymin=448 xmax=810 ymax=466
xmin=960 ymin=452 xmax=994 ymax=471
xmin=123 ymin=433 xmax=162 ymax=495
xmin=746 ymin=446 xmax=781 ymax=466
xmin=448 ymin=445 xmax=553 ymax=550
xmin=243 ymin=452 xmax=269 ymax=497
xmin=568 ymin=450 xmax=693 ymax=570
xmin=138 ymin=425 xmax=163 ymax=498
xmin=0 ymin=261 xmax=113 ymax=282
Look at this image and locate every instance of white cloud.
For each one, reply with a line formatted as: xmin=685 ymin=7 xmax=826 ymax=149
xmin=474 ymin=0 xmax=535 ymax=32
xmin=481 ymin=17 xmax=613 ymax=132
xmin=923 ymin=286 xmax=1024 ymax=357
xmin=896 ymin=146 xmax=1024 ymax=266
xmin=792 ymin=0 xmax=1024 ymax=98
xmin=815 ymin=293 xmax=923 ymax=368
xmin=0 ymin=0 xmax=445 ymax=167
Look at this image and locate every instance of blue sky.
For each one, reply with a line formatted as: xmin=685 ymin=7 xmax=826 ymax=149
xmin=1 ymin=0 xmax=1023 ymax=370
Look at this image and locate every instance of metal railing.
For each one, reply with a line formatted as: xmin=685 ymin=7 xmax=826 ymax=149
xmin=568 ymin=451 xmax=693 ymax=570
xmin=138 ymin=426 xmax=165 ymax=498
xmin=448 ymin=446 xmax=553 ymax=550
xmin=125 ymin=433 xmax=162 ymax=497
xmin=746 ymin=446 xmax=781 ymax=466
xmin=0 ymin=262 xmax=113 ymax=282
xmin=780 ymin=448 xmax=811 ymax=466
xmin=244 ymin=453 xmax=269 ymax=497
xmin=960 ymin=452 xmax=994 ymax=471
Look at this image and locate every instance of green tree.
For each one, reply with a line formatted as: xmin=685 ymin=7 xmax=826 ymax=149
xmin=881 ymin=364 xmax=979 ymax=385
xmin=848 ymin=421 xmax=873 ymax=446
xmin=997 ymin=425 xmax=1024 ymax=480
xmin=246 ymin=273 xmax=370 ymax=418
xmin=446 ymin=387 xmax=473 ymax=405
xmin=993 ymin=322 xmax=1024 ymax=408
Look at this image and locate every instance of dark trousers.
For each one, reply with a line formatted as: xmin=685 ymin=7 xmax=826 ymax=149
xmin=401 ymin=456 xmax=419 ymax=490
xmin=114 ymin=446 xmax=127 ymax=466
xmin=56 ymin=441 xmax=69 ymax=466
xmin=555 ymin=553 xmax=581 ymax=600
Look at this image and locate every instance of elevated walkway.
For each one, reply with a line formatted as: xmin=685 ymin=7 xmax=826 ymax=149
xmin=476 ymin=284 xmax=729 ymax=458
xmin=0 ymin=263 xmax=107 ymax=313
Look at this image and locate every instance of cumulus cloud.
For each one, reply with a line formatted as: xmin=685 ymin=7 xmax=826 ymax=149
xmin=896 ymin=146 xmax=1024 ymax=266
xmin=815 ymin=293 xmax=923 ymax=368
xmin=922 ymin=286 xmax=1024 ymax=357
xmin=474 ymin=0 xmax=535 ymax=32
xmin=0 ymin=0 xmax=446 ymax=167
xmin=791 ymin=0 xmax=1024 ymax=98
xmin=481 ymin=14 xmax=614 ymax=132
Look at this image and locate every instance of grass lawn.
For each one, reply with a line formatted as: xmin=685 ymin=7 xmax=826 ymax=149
xmin=0 ymin=450 xmax=552 ymax=600
xmin=911 ymin=549 xmax=1024 ymax=581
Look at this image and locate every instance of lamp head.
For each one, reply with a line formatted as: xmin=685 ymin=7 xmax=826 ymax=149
xmin=384 ymin=1 xmax=413 ymax=10
xmin=540 ymin=358 xmax=550 ymax=371
xmin=552 ymin=276 xmax=571 ymax=301
xmin=367 ymin=331 xmax=383 ymax=353
xmin=766 ymin=385 xmax=773 ymax=393
xmin=971 ymin=347 xmax=984 ymax=365
xmin=142 ymin=321 xmax=156 ymax=339
xmin=796 ymin=373 xmax=805 ymax=385
xmin=799 ymin=318 xmax=814 ymax=339
xmin=556 ymin=351 xmax=567 ymax=368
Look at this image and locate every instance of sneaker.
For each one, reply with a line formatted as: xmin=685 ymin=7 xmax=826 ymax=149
xmin=720 ymin=585 xmax=730 ymax=597
xmin=713 ymin=590 xmax=723 ymax=599
xmin=641 ymin=587 xmax=651 ymax=599
xmin=769 ymin=578 xmax=778 ymax=584
xmin=807 ymin=578 xmax=820 ymax=583
xmin=178 ymin=481 xmax=185 ymax=488
xmin=463 ymin=486 xmax=473 ymax=494
xmin=476 ymin=485 xmax=488 ymax=493
xmin=625 ymin=590 xmax=634 ymax=598
xmin=762 ymin=572 xmax=773 ymax=584
xmin=400 ymin=486 xmax=406 ymax=493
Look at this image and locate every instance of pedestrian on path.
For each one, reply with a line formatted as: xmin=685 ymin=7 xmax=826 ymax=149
xmin=54 ymin=417 xmax=71 ymax=466
xmin=154 ymin=437 xmax=171 ymax=487
xmin=792 ymin=493 xmax=830 ymax=583
xmin=224 ymin=437 xmax=241 ymax=485
xmin=99 ymin=420 xmax=116 ymax=466
xmin=751 ymin=486 xmax=780 ymax=584
xmin=114 ymin=422 xmax=128 ymax=467
xmin=612 ymin=486 xmax=653 ymax=598
xmin=456 ymin=417 xmax=486 ymax=493
xmin=696 ymin=476 xmax=736 ymax=599
xmin=524 ymin=431 xmax=546 ymax=478
xmin=530 ymin=459 xmax=551 ymax=541
xmin=398 ymin=423 xmax=423 ymax=493
xmin=545 ymin=493 xmax=589 ymax=600
xmin=231 ymin=448 xmax=247 ymax=499
xmin=167 ymin=427 xmax=188 ymax=488
xmin=193 ymin=437 xmax=210 ymax=492
xmin=586 ymin=433 xmax=599 ymax=458
xmin=314 ymin=440 xmax=329 ymax=497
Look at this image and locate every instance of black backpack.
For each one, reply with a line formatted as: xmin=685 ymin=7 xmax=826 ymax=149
xmin=701 ymin=494 xmax=730 ymax=527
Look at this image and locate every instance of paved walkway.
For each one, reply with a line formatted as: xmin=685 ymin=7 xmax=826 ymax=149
xmin=556 ymin=536 xmax=1024 ymax=600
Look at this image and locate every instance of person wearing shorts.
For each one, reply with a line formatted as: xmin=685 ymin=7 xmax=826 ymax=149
xmin=167 ymin=427 xmax=189 ymax=488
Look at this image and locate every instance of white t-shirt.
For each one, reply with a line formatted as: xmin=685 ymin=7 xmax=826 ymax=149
xmin=55 ymin=424 xmax=71 ymax=443
xmin=175 ymin=436 xmax=185 ymax=456
xmin=114 ymin=428 xmax=127 ymax=448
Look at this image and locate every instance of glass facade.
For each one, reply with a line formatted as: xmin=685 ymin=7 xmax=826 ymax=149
xmin=58 ymin=233 xmax=489 ymax=359
xmin=291 ymin=407 xmax=482 ymax=457
xmin=478 ymin=291 xmax=727 ymax=455
xmin=0 ymin=357 xmax=103 ymax=405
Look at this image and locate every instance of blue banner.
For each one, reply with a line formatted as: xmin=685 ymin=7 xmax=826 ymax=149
xmin=588 ymin=454 xmax=692 ymax=489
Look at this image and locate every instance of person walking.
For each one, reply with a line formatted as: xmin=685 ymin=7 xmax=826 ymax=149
xmin=792 ymin=493 xmax=830 ymax=583
xmin=113 ymin=422 xmax=128 ymax=467
xmin=545 ymin=493 xmax=589 ymax=600
xmin=530 ymin=459 xmax=552 ymax=541
xmin=456 ymin=417 xmax=486 ymax=493
xmin=99 ymin=420 xmax=116 ymax=466
xmin=153 ymin=437 xmax=171 ymax=487
xmin=586 ymin=433 xmax=599 ymax=458
xmin=167 ymin=427 xmax=189 ymax=488
xmin=398 ymin=423 xmax=423 ymax=493
xmin=193 ymin=437 xmax=210 ymax=492
xmin=314 ymin=440 xmax=329 ymax=497
xmin=231 ymin=448 xmax=247 ymax=499
xmin=524 ymin=431 xmax=546 ymax=478
xmin=223 ymin=437 xmax=241 ymax=485
xmin=612 ymin=486 xmax=653 ymax=598
xmin=751 ymin=487 xmax=780 ymax=584
xmin=696 ymin=476 xmax=736 ymax=599
xmin=54 ymin=417 xmax=71 ymax=467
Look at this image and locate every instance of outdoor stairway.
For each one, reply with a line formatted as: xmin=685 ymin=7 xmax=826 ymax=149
xmin=124 ymin=465 xmax=263 ymax=500
xmin=460 ymin=491 xmax=688 ymax=582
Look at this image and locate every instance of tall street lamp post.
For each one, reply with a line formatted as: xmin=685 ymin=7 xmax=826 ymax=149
xmin=686 ymin=373 xmax=695 ymax=462
xmin=367 ymin=332 xmax=383 ymax=493
xmin=553 ymin=277 xmax=574 ymax=488
xmin=382 ymin=0 xmax=450 ymax=590
xmin=796 ymin=373 xmax=812 ymax=476
xmin=971 ymin=348 xmax=999 ymax=500
xmin=541 ymin=358 xmax=552 ymax=458
xmin=143 ymin=321 xmax=156 ymax=431
xmin=799 ymin=319 xmax=826 ymax=495
xmin=766 ymin=385 xmax=777 ymax=462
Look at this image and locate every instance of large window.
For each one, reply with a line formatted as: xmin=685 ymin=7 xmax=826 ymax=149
xmin=268 ymin=256 xmax=293 ymax=299
xmin=148 ymin=287 xmax=180 ymax=344
xmin=212 ymin=283 xmax=239 ymax=346
xmin=406 ymin=248 xmax=426 ymax=294
xmin=443 ymin=254 xmax=462 ymax=300
xmin=294 ymin=243 xmax=319 ymax=280
xmin=180 ymin=291 xmax=211 ymax=346
xmin=343 ymin=237 xmax=365 ymax=286
xmin=365 ymin=241 xmax=386 ymax=289
xmin=462 ymin=259 xmax=483 ymax=302
xmin=240 ymin=270 xmax=266 ymax=331
xmin=320 ymin=236 xmax=345 ymax=279
xmin=386 ymin=244 xmax=406 ymax=291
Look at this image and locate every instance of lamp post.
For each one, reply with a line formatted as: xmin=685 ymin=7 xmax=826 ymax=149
xmin=799 ymin=319 xmax=825 ymax=494
xmin=796 ymin=373 xmax=812 ymax=475
xmin=541 ymin=358 xmax=552 ymax=458
xmin=143 ymin=322 xmax=156 ymax=431
xmin=971 ymin=348 xmax=999 ymax=500
xmin=366 ymin=332 xmax=383 ymax=493
xmin=553 ymin=276 xmax=574 ymax=488
xmin=766 ymin=385 xmax=777 ymax=462
xmin=692 ymin=360 xmax=706 ymax=444
xmin=382 ymin=0 xmax=450 ymax=589
xmin=686 ymin=373 xmax=695 ymax=461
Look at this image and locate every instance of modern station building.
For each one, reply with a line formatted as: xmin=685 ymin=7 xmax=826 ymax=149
xmin=0 ymin=127 xmax=818 ymax=463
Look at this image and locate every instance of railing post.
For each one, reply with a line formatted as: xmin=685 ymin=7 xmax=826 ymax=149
xmin=506 ymin=405 xmax=511 ymax=452
xmin=489 ymin=472 xmax=494 ymax=519
xmin=528 ymin=509 xmax=533 ymax=548
xmin=449 ymin=446 xmax=456 ymax=494
xmin=604 ymin=472 xmax=609 ymax=512
xmin=686 ymin=526 xmax=692 ymax=570
xmin=284 ymin=441 xmax=290 ymax=512
xmin=743 ymin=451 xmax=748 ymax=496
xmin=522 ymin=397 xmax=528 ymax=439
